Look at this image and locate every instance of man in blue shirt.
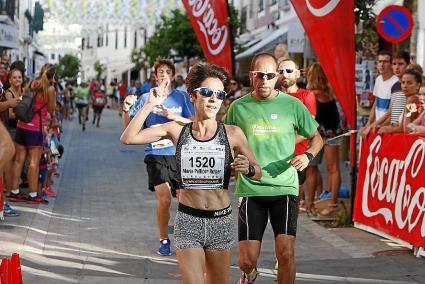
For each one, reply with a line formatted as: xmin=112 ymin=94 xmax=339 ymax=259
xmin=122 ymin=58 xmax=194 ymax=256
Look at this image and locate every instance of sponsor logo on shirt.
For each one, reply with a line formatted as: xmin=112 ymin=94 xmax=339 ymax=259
xmin=153 ymin=106 xmax=182 ymax=114
xmin=252 ymin=124 xmax=278 ymax=134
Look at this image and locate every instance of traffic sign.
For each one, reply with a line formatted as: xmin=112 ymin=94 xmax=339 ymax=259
xmin=376 ymin=5 xmax=413 ymax=43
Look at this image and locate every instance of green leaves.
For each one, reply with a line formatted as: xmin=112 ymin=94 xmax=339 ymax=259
xmin=94 ymin=60 xmax=106 ymax=81
xmin=57 ymin=54 xmax=80 ymax=79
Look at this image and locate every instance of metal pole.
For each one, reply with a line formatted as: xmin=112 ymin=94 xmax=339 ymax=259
xmin=226 ymin=1 xmax=236 ymax=76
xmin=349 ymin=87 xmax=358 ymax=223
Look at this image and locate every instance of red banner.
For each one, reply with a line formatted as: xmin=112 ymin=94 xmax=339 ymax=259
xmin=183 ymin=0 xmax=233 ymax=75
xmin=290 ymin=0 xmax=355 ymax=129
xmin=353 ymin=134 xmax=425 ymax=247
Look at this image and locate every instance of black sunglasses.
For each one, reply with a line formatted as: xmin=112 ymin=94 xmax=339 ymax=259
xmin=251 ymin=71 xmax=278 ymax=80
xmin=194 ymin=87 xmax=227 ymax=100
xmin=278 ymin=68 xmax=295 ymax=74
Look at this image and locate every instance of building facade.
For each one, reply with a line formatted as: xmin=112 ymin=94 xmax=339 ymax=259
xmin=80 ymin=24 xmax=150 ymax=84
xmin=1 ymin=0 xmax=44 ymax=78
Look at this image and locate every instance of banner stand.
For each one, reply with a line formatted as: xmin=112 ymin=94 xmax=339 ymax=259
xmin=354 ymin=223 xmax=425 ymax=258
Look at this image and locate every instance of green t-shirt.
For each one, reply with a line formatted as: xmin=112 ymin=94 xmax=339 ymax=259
xmin=75 ymin=86 xmax=90 ymax=104
xmin=225 ymin=91 xmax=319 ymax=197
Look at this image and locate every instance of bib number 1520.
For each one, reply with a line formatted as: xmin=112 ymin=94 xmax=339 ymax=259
xmin=189 ymin=157 xmax=216 ymax=168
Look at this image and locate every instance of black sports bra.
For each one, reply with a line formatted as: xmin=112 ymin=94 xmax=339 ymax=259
xmin=176 ymin=122 xmax=233 ymax=190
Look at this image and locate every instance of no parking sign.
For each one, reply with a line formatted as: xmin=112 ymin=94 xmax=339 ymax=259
xmin=376 ymin=5 xmax=413 ymax=43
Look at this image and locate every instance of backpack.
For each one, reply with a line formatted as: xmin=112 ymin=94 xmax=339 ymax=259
xmin=15 ymin=88 xmax=45 ymax=123
xmin=92 ymin=92 xmax=106 ymax=107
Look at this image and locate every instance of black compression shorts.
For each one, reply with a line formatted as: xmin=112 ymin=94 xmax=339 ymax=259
xmin=238 ymin=195 xmax=298 ymax=241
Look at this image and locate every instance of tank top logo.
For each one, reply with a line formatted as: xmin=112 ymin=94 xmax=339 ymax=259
xmin=271 ymin=114 xmax=278 ymax=120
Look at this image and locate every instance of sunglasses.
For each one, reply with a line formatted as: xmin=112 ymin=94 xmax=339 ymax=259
xmin=251 ymin=71 xmax=278 ymax=80
xmin=194 ymin=87 xmax=227 ymax=100
xmin=278 ymin=68 xmax=295 ymax=74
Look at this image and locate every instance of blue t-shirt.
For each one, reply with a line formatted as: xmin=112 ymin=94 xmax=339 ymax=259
xmin=129 ymin=89 xmax=194 ymax=156
xmin=141 ymin=82 xmax=156 ymax=94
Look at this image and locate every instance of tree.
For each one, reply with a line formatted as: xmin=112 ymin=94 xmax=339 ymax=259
xmin=94 ymin=60 xmax=106 ymax=81
xmin=138 ymin=9 xmax=202 ymax=67
xmin=132 ymin=6 xmax=241 ymax=67
xmin=355 ymin=0 xmax=379 ymax=59
xmin=57 ymin=54 xmax=80 ymax=78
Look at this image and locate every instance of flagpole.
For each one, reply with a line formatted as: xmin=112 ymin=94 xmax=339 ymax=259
xmin=349 ymin=85 xmax=357 ymax=223
xmin=226 ymin=1 xmax=236 ymax=77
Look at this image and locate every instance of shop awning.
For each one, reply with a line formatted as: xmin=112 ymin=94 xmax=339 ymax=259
xmin=236 ymin=27 xmax=288 ymax=60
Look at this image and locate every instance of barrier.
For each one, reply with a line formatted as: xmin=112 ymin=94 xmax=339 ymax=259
xmin=0 ymin=253 xmax=23 ymax=284
xmin=353 ymin=133 xmax=425 ymax=257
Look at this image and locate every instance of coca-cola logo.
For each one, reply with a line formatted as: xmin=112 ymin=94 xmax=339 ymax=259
xmin=362 ymin=136 xmax=425 ymax=237
xmin=188 ymin=0 xmax=228 ymax=56
xmin=306 ymin=0 xmax=341 ymax=17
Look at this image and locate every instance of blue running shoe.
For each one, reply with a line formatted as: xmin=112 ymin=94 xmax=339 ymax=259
xmin=157 ymin=239 xmax=172 ymax=256
xmin=3 ymin=202 xmax=20 ymax=217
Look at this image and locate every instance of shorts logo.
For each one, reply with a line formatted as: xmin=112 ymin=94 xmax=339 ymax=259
xmin=271 ymin=114 xmax=278 ymax=120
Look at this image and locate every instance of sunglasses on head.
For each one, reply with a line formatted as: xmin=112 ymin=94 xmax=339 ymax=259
xmin=278 ymin=68 xmax=295 ymax=74
xmin=251 ymin=71 xmax=278 ymax=80
xmin=194 ymin=87 xmax=227 ymax=100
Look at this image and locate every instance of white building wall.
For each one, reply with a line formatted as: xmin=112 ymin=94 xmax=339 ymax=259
xmin=80 ymin=24 xmax=147 ymax=84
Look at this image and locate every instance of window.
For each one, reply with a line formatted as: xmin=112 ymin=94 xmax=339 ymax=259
xmin=134 ymin=31 xmax=137 ymax=49
xmin=51 ymin=53 xmax=55 ymax=60
xmin=240 ymin=7 xmax=247 ymax=34
xmin=258 ymin=0 xmax=264 ymax=12
xmin=106 ymin=25 xmax=109 ymax=46
xmin=115 ymin=30 xmax=118 ymax=49
xmin=81 ymin=38 xmax=85 ymax=50
xmin=271 ymin=0 xmax=277 ymax=6
xmin=124 ymin=26 xmax=127 ymax=48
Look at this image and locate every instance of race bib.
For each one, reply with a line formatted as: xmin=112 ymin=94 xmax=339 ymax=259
xmin=180 ymin=143 xmax=225 ymax=189
xmin=95 ymin=97 xmax=104 ymax=105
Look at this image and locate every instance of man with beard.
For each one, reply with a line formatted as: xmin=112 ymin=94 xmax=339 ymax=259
xmin=278 ymin=59 xmax=316 ymax=194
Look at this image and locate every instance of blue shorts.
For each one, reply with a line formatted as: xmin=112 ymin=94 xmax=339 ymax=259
xmin=15 ymin=128 xmax=44 ymax=147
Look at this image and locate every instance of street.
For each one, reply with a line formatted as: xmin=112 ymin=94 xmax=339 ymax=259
xmin=1 ymin=108 xmax=424 ymax=284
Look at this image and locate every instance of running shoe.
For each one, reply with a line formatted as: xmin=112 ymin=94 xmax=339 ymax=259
xmin=8 ymin=192 xmax=27 ymax=202
xmin=3 ymin=202 xmax=20 ymax=217
xmin=157 ymin=239 xmax=172 ymax=256
xmin=42 ymin=187 xmax=57 ymax=197
xmin=239 ymin=268 xmax=259 ymax=284
xmin=27 ymin=194 xmax=49 ymax=205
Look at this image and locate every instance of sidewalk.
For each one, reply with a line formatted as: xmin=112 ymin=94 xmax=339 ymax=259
xmin=0 ymin=108 xmax=424 ymax=284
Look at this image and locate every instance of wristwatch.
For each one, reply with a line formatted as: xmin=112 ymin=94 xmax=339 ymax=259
xmin=304 ymin=152 xmax=314 ymax=162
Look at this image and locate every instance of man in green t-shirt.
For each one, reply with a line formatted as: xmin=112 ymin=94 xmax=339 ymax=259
xmin=225 ymin=53 xmax=323 ymax=284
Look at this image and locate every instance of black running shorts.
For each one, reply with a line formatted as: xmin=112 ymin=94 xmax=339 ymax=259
xmin=238 ymin=195 xmax=298 ymax=241
xmin=144 ymin=155 xmax=179 ymax=197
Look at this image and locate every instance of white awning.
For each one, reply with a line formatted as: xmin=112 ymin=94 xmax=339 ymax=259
xmin=236 ymin=27 xmax=288 ymax=60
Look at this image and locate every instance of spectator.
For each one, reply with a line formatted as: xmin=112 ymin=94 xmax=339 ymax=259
xmin=306 ymin=63 xmax=342 ymax=218
xmin=9 ymin=63 xmax=56 ymax=205
xmin=372 ymin=51 xmax=410 ymax=134
xmin=360 ymin=51 xmax=399 ymax=139
xmin=174 ymin=74 xmax=187 ymax=92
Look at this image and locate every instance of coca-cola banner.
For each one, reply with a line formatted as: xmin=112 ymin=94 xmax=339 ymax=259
xmin=353 ymin=134 xmax=425 ymax=247
xmin=183 ymin=0 xmax=233 ymax=75
xmin=290 ymin=0 xmax=355 ymax=129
